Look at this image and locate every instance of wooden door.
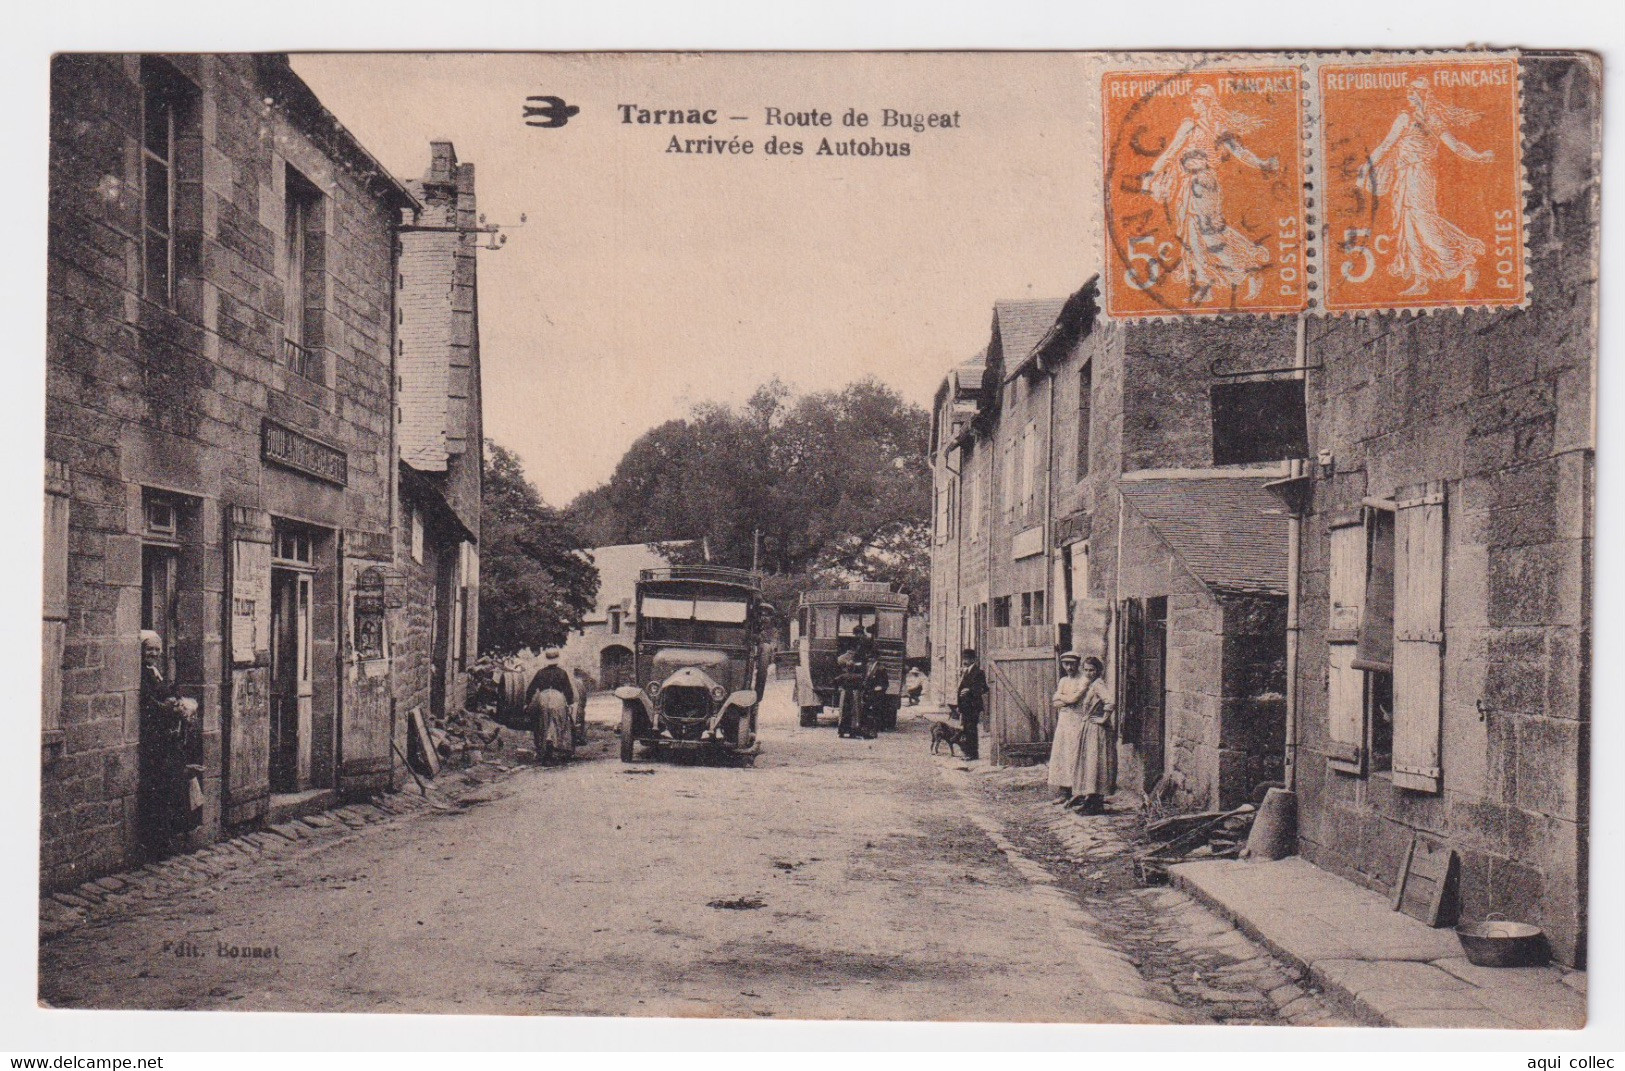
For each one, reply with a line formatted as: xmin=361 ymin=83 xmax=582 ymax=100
xmin=269 ymin=569 xmax=311 ymax=793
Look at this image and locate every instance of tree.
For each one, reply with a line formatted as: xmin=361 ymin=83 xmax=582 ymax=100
xmin=564 ymin=377 xmax=932 ymax=618
xmin=480 ymin=440 xmax=599 ymax=656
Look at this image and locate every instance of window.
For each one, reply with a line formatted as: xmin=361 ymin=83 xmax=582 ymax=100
xmin=1077 ymin=361 xmax=1093 ymax=479
xmin=1211 ymin=378 xmax=1308 ymax=466
xmin=143 ymin=545 xmax=180 ymax=682
xmin=1355 ymin=507 xmax=1396 ymax=773
xmin=283 ymin=167 xmax=324 ymax=380
xmin=992 ymin=596 xmax=1012 ymax=628
xmin=609 ymin=607 xmax=622 ymax=635
xmin=144 ymin=497 xmax=177 ymax=539
xmin=142 ymin=489 xmax=189 ymax=682
xmin=1018 ymin=590 xmax=1047 ymax=627
xmin=1324 ymin=486 xmax=1445 ymax=791
xmin=274 ymin=527 xmax=314 ymax=566
xmin=140 ymin=65 xmax=179 ymax=305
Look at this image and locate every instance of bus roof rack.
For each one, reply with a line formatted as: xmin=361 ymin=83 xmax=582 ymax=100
xmin=639 ymin=565 xmax=762 ymax=588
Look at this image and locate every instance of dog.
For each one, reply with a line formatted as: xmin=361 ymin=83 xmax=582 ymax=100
xmin=930 ymin=718 xmax=968 ymax=756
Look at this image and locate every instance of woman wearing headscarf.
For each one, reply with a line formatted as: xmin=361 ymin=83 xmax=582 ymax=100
xmin=1047 ymin=652 xmax=1089 ymax=806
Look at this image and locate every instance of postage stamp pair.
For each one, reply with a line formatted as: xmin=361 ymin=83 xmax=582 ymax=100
xmin=1102 ymin=53 xmax=1524 ymax=318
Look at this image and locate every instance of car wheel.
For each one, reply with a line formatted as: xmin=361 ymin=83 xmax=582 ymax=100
xmin=736 ymin=712 xmax=755 ymax=752
xmin=619 ymin=708 xmax=636 ymax=763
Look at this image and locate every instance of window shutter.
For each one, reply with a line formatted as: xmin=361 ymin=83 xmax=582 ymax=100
xmin=1325 ymin=513 xmax=1367 ymax=771
xmin=1392 ymin=482 xmax=1446 ymax=793
xmin=42 ymin=461 xmax=70 ymax=738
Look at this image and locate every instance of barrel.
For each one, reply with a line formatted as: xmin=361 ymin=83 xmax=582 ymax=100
xmin=494 ymin=668 xmax=533 ymax=731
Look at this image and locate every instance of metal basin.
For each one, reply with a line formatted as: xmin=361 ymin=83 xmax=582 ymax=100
xmin=1455 ymin=914 xmax=1548 ymax=968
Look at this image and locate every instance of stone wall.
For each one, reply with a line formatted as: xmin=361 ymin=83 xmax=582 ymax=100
xmin=1162 ymin=594 xmax=1224 ymax=809
xmin=43 ymin=54 xmax=402 ymax=888
xmin=1293 ymin=53 xmax=1596 ymax=966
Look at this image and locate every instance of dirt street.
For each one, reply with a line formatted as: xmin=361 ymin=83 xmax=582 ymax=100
xmin=38 ymin=682 xmax=1315 ymax=1024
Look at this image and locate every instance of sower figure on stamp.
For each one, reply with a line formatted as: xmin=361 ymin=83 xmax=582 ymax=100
xmin=137 ymin=630 xmax=203 ymax=857
xmin=1357 ymin=79 xmax=1494 ymax=298
xmin=954 ymin=648 xmax=987 ymax=761
xmin=1141 ymin=85 xmax=1279 ymax=305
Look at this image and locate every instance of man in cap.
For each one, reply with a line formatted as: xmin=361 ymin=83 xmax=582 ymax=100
xmin=527 ymin=649 xmax=576 ymax=762
xmin=954 ymin=648 xmax=988 ymax=760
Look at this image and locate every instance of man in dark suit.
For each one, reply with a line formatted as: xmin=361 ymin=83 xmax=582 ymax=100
xmin=955 ymin=648 xmax=988 ymax=760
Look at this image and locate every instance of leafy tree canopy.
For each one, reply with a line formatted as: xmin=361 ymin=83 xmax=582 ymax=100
xmin=567 ymin=377 xmax=931 ymax=619
xmin=480 ymin=440 xmax=599 ymax=656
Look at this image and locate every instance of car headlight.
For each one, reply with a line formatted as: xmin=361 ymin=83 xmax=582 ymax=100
xmin=710 ymin=685 xmax=726 ymax=702
xmin=647 ymin=680 xmax=661 ymax=698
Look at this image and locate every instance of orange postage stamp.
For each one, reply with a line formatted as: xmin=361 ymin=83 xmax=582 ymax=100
xmin=1320 ymin=56 xmax=1524 ymax=313
xmin=1103 ymin=66 xmax=1307 ymax=318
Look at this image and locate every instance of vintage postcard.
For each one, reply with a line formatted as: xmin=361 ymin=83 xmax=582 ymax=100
xmin=35 ymin=48 xmax=1596 ymax=1031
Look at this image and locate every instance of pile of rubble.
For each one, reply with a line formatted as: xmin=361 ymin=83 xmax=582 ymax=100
xmin=429 ymin=705 xmax=509 ymax=768
xmin=1134 ymin=804 xmax=1257 ymax=885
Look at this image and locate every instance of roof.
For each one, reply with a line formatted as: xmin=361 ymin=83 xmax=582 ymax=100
xmin=1119 ymin=478 xmax=1290 ymax=595
xmin=584 ymin=542 xmax=691 ymax=620
xmin=993 ymin=299 xmax=1067 ymax=379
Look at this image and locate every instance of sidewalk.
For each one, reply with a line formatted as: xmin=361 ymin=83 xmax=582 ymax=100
xmin=1170 ymin=856 xmax=1586 ymax=1029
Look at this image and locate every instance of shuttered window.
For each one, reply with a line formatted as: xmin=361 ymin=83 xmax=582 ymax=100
xmin=1325 ymin=513 xmax=1367 ymax=771
xmin=1392 ymin=483 xmax=1446 ymax=793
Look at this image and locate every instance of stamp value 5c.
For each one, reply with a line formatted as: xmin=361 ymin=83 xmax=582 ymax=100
xmin=1320 ymin=57 xmax=1524 ymax=313
xmin=1103 ymin=66 xmax=1307 ymax=318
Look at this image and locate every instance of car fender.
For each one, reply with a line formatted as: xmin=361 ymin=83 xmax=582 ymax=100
xmin=615 ymin=687 xmax=653 ymax=726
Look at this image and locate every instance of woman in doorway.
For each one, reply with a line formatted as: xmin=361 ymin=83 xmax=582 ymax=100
xmin=1072 ymin=656 xmax=1117 ymax=814
xmin=1047 ymin=652 xmax=1089 ymax=807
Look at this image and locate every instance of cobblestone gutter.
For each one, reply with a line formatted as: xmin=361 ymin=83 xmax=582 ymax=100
xmin=39 ymin=756 xmax=531 ymax=943
xmin=959 ymin=761 xmax=1358 ymax=1028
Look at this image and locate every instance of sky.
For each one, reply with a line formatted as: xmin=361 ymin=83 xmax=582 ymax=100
xmin=291 ymin=52 xmax=1106 ymax=505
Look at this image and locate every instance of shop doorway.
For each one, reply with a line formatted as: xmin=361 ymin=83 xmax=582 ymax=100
xmin=1122 ymin=596 xmax=1168 ymax=790
xmin=269 ymin=530 xmax=315 ymax=794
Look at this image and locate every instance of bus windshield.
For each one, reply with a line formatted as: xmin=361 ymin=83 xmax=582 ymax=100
xmin=639 ymin=593 xmax=751 ymax=646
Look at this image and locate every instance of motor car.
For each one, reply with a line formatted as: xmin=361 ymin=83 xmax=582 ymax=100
xmin=616 ymin=565 xmax=767 ymax=764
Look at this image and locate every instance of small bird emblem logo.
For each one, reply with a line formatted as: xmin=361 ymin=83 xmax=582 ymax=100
xmin=524 ymin=95 xmax=580 ymax=128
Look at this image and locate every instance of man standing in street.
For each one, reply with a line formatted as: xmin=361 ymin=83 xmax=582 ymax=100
xmin=955 ymin=648 xmax=987 ymax=760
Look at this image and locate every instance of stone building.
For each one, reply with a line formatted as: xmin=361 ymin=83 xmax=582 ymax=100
xmin=391 ymin=141 xmax=483 ymax=773
xmin=42 ymin=54 xmax=415 ymax=888
xmin=930 ymin=286 xmax=1293 ymax=796
xmin=929 ymin=49 xmax=1596 ymax=970
xmin=558 ymin=542 xmax=688 ymax=688
xmin=1279 ymin=53 xmax=1597 ymax=967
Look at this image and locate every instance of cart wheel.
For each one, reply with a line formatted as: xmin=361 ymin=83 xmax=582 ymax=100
xmin=619 ymin=708 xmax=636 ymax=763
xmin=799 ymin=706 xmax=820 ymax=728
